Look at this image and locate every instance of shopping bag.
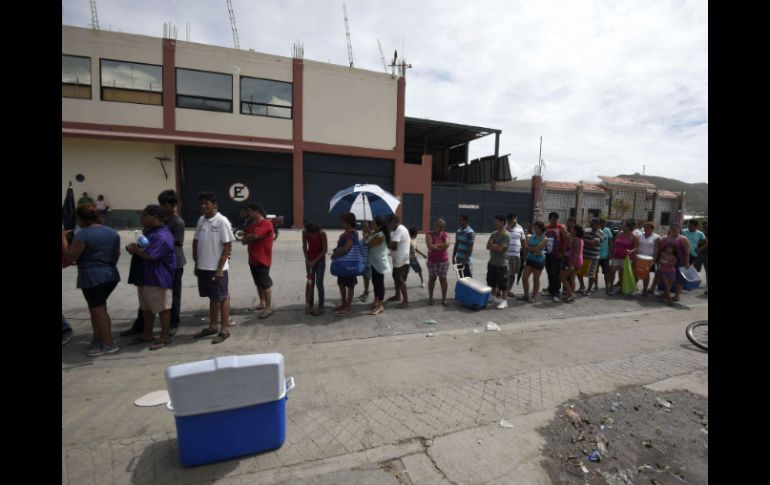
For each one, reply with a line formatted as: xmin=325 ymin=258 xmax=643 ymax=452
xmin=330 ymin=241 xmax=368 ymax=277
xmin=576 ymin=258 xmax=592 ymax=277
xmin=622 ymin=255 xmax=637 ymax=295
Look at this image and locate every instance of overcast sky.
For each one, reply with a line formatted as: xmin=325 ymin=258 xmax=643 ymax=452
xmin=63 ymin=0 xmax=708 ymax=184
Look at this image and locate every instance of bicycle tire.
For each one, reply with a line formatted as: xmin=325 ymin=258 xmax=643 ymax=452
xmin=686 ymin=320 xmax=708 ymax=351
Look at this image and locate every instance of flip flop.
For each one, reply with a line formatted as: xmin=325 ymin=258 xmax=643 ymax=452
xmin=211 ymin=332 xmax=230 ymax=344
xmin=149 ymin=339 xmax=171 ymax=351
xmin=192 ymin=327 xmax=218 ymax=339
xmin=258 ymin=311 xmax=273 ymax=319
xmin=386 ymin=296 xmax=401 ymax=302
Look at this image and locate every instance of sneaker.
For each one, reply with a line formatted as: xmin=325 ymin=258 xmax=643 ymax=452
xmin=228 ymin=319 xmax=238 ymax=327
xmin=62 ymin=329 xmax=74 ymax=346
xmin=496 ymin=299 xmax=508 ymax=309
xmin=87 ymin=343 xmax=120 ymax=357
xmin=492 ymin=298 xmax=502 ymax=305
xmin=553 ymin=296 xmax=560 ymax=303
xmin=169 ymin=325 xmax=178 ymax=337
xmin=420 ymin=282 xmax=426 ymax=288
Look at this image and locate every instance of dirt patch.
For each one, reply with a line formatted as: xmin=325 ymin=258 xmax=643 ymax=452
xmin=538 ymin=386 xmax=707 ymax=484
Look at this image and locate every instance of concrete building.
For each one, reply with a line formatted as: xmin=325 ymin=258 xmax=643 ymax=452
xmin=62 ymin=25 xmax=435 ymax=229
xmin=490 ymin=175 xmax=684 ymax=231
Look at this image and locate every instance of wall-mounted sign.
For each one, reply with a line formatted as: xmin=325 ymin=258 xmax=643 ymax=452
xmin=228 ymin=182 xmax=250 ymax=202
xmin=458 ymin=204 xmax=480 ymax=209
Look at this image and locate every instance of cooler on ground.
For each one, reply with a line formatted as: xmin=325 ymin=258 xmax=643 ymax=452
xmin=453 ymin=264 xmax=492 ymax=310
xmin=676 ymin=265 xmax=702 ymax=290
xmin=165 ymin=353 xmax=295 ymax=467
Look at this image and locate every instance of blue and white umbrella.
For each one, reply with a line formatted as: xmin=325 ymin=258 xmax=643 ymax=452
xmin=329 ymin=184 xmax=400 ymax=221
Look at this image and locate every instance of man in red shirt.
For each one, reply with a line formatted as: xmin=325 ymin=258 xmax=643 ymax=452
xmin=543 ymin=212 xmax=569 ymax=302
xmin=242 ymin=203 xmax=274 ymax=319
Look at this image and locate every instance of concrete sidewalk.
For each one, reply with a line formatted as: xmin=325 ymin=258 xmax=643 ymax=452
xmin=62 ymin=303 xmax=707 ymax=484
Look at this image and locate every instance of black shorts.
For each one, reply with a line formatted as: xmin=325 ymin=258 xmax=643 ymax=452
xmin=599 ymin=258 xmax=610 ymax=274
xmin=561 ymin=257 xmax=571 ymax=271
xmin=338 ymin=276 xmax=357 ymax=288
xmin=82 ymin=281 xmax=118 ymax=308
xmin=689 ymin=254 xmax=698 ymax=265
xmin=197 ymin=270 xmax=229 ymax=301
xmin=486 ymin=264 xmax=508 ymax=290
xmin=249 ymin=264 xmax=273 ymax=289
xmin=526 ymin=259 xmax=545 ymax=271
xmin=392 ymin=265 xmax=410 ymax=283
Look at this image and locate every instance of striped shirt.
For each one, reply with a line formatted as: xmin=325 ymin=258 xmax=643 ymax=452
xmin=582 ymin=229 xmax=604 ymax=260
xmin=455 ymin=226 xmax=475 ymax=262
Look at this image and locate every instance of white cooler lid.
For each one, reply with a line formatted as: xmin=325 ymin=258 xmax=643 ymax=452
xmin=458 ymin=277 xmax=492 ymax=294
xmin=165 ymin=353 xmax=285 ymax=417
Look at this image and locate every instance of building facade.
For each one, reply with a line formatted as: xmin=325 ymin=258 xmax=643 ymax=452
xmin=62 ymin=26 xmax=432 ymax=229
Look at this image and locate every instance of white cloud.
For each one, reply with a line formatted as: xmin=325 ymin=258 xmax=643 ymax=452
xmin=62 ymin=0 xmax=707 ymax=183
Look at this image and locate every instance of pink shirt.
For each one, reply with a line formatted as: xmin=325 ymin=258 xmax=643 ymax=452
xmin=427 ymin=231 xmax=449 ymax=263
xmin=567 ymin=238 xmax=584 ymax=269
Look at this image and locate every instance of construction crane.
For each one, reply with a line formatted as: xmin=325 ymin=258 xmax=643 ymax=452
xmin=343 ymin=2 xmax=354 ymax=68
xmin=226 ymin=0 xmax=240 ymax=49
xmin=89 ymin=0 xmax=100 ymax=30
xmin=377 ymin=39 xmax=387 ymax=73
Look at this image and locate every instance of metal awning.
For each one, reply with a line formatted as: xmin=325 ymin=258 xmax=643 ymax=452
xmin=405 ymin=117 xmax=500 ymax=149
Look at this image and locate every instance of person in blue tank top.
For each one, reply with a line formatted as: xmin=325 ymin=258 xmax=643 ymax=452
xmin=62 ymin=204 xmax=121 ymax=357
xmin=520 ymin=221 xmax=548 ymax=303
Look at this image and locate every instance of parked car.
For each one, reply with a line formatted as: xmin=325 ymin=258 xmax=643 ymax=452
xmin=605 ymin=220 xmax=623 ymax=237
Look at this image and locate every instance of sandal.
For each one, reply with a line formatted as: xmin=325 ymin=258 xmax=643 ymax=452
xmin=211 ymin=332 xmax=230 ymax=344
xmin=335 ymin=309 xmax=351 ymax=316
xmin=127 ymin=336 xmax=155 ymax=345
xmin=149 ymin=339 xmax=171 ymax=350
xmin=193 ymin=327 xmax=218 ymax=339
xmin=358 ymin=292 xmax=370 ymax=302
xmin=442 ymin=300 xmax=449 ymax=307
xmin=369 ymin=306 xmax=384 ymax=315
xmin=312 ymin=308 xmax=325 ymax=316
xmin=519 ymin=295 xmax=529 ymax=301
xmin=258 ymin=310 xmax=273 ymax=319
xmin=428 ymin=299 xmax=435 ymax=306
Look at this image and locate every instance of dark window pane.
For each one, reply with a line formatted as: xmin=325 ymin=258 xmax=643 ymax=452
xmin=62 ymin=55 xmax=91 ymax=85
xmin=177 ymin=69 xmax=232 ymax=99
xmin=240 ymin=77 xmax=292 ymax=106
xmin=178 ymin=95 xmax=232 ymax=113
xmin=101 ymin=60 xmax=162 ymax=93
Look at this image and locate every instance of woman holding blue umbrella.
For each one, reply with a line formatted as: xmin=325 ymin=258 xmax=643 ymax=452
xmin=364 ymin=216 xmax=392 ymax=315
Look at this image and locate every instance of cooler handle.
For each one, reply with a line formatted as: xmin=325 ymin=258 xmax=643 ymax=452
xmin=285 ymin=376 xmax=295 ymax=398
xmin=452 ymin=263 xmax=467 ymax=279
xmin=166 ymin=400 xmax=174 ymax=412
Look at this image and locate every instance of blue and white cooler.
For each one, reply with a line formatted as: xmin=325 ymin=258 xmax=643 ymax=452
xmin=164 ymin=353 xmax=295 ymax=467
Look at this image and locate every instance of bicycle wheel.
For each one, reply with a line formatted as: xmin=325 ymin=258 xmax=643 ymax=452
xmin=686 ymin=320 xmax=708 ymax=351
